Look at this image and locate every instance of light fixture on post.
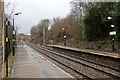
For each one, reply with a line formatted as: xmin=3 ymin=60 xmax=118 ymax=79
xmin=108 ymin=16 xmax=112 ymax=20
xmin=13 ymin=12 xmax=22 ymax=56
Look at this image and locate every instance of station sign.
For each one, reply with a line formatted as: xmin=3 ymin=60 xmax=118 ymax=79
xmin=109 ymin=31 xmax=116 ymax=36
xmin=13 ymin=30 xmax=15 ymax=34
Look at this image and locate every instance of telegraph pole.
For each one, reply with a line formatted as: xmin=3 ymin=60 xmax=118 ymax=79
xmin=2 ymin=0 xmax=5 ymax=79
xmin=43 ymin=19 xmax=47 ymax=46
xmin=43 ymin=26 xmax=46 ymax=46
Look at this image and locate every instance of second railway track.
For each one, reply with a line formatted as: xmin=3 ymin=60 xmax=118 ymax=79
xmin=26 ymin=42 xmax=120 ymax=80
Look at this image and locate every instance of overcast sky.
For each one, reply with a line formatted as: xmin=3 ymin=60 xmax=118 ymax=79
xmin=6 ymin=0 xmax=71 ymax=35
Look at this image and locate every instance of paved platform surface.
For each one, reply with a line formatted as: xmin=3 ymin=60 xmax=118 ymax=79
xmin=10 ymin=44 xmax=73 ymax=78
xmin=48 ymin=45 xmax=120 ymax=58
xmin=0 ymin=71 xmax=1 ymax=79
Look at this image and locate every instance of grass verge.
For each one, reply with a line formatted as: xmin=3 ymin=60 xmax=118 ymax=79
xmin=8 ymin=53 xmax=16 ymax=77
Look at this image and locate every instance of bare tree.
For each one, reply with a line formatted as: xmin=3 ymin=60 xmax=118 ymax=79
xmin=4 ymin=0 xmax=15 ymax=19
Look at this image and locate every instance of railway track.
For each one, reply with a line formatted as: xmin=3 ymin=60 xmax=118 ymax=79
xmin=51 ymin=47 xmax=120 ymax=71
xmin=46 ymin=47 xmax=120 ymax=77
xmin=26 ymin=42 xmax=120 ymax=79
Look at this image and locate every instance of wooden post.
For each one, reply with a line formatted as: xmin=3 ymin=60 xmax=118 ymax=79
xmin=2 ymin=0 xmax=5 ymax=79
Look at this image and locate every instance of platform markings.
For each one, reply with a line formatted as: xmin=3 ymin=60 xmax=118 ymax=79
xmin=38 ymin=53 xmax=74 ymax=78
xmin=26 ymin=45 xmax=74 ymax=78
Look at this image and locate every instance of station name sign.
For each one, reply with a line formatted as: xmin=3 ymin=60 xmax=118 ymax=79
xmin=109 ymin=31 xmax=116 ymax=36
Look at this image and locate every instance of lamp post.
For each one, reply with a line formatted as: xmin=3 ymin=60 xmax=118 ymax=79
xmin=13 ymin=12 xmax=22 ymax=56
xmin=108 ymin=16 xmax=116 ymax=51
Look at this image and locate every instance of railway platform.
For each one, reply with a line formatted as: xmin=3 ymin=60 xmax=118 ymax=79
xmin=47 ymin=45 xmax=120 ymax=59
xmin=0 ymin=72 xmax=1 ymax=79
xmin=10 ymin=43 xmax=73 ymax=78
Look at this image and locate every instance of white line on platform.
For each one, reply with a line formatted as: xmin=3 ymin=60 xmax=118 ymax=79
xmin=46 ymin=58 xmax=74 ymax=78
xmin=28 ymin=45 xmax=74 ymax=78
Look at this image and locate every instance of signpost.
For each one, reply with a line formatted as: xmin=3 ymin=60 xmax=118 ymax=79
xmin=5 ymin=18 xmax=9 ymax=77
xmin=108 ymin=16 xmax=116 ymax=51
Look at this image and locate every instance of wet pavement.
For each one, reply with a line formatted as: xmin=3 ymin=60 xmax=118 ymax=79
xmin=0 ymin=71 xmax=1 ymax=79
xmin=10 ymin=44 xmax=73 ymax=78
